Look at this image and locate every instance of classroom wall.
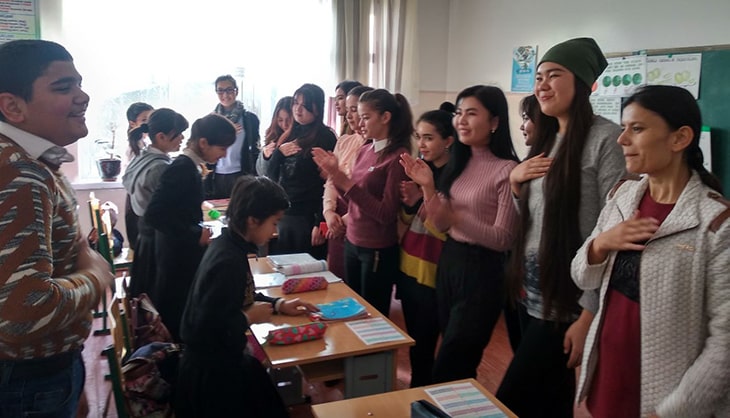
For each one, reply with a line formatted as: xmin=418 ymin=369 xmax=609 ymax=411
xmin=32 ymin=1 xmax=730 ymax=241
xmin=415 ymin=0 xmax=730 ymax=158
xmin=443 ymin=0 xmax=730 ymax=91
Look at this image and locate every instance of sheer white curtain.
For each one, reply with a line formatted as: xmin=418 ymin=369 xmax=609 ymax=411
xmin=333 ymin=0 xmax=419 ymax=100
xmin=60 ymin=0 xmax=334 ymax=181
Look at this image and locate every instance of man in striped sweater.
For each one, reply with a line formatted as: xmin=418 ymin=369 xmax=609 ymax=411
xmin=0 ymin=40 xmax=114 ymax=417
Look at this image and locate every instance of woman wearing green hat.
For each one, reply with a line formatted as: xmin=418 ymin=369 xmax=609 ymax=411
xmin=498 ymin=37 xmax=626 ymax=417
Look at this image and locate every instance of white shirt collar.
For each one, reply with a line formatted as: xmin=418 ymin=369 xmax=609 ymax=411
xmin=372 ymin=138 xmax=389 ymax=153
xmin=0 ymin=121 xmax=75 ymax=164
xmin=182 ymin=147 xmax=207 ymax=174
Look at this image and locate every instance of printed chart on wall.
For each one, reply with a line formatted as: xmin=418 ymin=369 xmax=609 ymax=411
xmin=594 ymin=54 xmax=647 ymax=97
xmin=590 ymin=50 xmax=708 ymax=167
xmin=0 ymin=0 xmax=39 ymax=44
xmin=511 ymin=45 xmax=537 ymax=93
xmin=646 ymin=53 xmax=702 ymax=99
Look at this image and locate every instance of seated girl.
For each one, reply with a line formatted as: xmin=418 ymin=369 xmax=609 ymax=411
xmin=176 ymin=175 xmax=317 ymax=418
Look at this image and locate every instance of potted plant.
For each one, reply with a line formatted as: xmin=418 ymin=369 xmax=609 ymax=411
xmin=96 ymin=122 xmax=122 ymax=182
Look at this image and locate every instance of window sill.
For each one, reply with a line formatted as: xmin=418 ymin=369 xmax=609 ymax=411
xmin=72 ymin=180 xmax=124 ymax=191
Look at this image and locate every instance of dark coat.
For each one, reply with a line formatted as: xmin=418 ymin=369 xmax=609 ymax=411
xmin=175 ymin=228 xmax=286 ymax=418
xmin=144 ymin=155 xmax=206 ymax=342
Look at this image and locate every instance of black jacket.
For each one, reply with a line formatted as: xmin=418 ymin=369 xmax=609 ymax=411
xmin=236 ymin=110 xmax=261 ymax=175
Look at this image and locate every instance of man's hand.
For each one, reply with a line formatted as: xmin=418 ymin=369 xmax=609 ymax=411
xmin=75 ymin=236 xmax=114 ymax=289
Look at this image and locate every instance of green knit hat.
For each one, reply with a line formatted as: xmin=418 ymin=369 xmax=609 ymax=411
xmin=539 ymin=37 xmax=608 ymax=88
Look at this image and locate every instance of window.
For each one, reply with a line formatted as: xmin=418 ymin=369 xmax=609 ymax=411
xmin=61 ymin=0 xmax=334 ymax=181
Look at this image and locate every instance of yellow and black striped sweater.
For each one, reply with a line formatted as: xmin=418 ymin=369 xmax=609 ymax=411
xmin=0 ymin=134 xmax=104 ymax=360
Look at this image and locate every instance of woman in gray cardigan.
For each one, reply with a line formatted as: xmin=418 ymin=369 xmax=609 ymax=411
xmin=572 ymin=85 xmax=729 ymax=418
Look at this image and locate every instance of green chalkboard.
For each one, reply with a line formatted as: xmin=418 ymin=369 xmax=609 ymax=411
xmin=695 ymin=49 xmax=730 ymax=191
xmin=609 ymin=45 xmax=730 ymax=191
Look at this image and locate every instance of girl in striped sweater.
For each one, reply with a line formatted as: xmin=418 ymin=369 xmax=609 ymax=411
xmin=398 ymin=103 xmax=455 ymax=387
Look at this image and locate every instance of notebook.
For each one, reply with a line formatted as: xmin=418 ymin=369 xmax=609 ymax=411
xmin=311 ymin=297 xmax=368 ymax=321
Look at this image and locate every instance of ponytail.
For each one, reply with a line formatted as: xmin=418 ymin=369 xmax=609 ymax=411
xmin=127 ymin=123 xmax=149 ymax=157
xmin=686 ymin=144 xmax=723 ymax=194
xmin=359 ymin=89 xmax=413 ymax=157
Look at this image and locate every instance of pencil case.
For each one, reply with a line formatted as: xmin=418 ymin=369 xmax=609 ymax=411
xmin=265 ymin=322 xmax=327 ymax=345
xmin=281 ymin=276 xmax=328 ymax=294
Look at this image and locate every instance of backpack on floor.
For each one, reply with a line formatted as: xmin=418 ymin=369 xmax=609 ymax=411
xmin=123 ymin=342 xmax=183 ymax=418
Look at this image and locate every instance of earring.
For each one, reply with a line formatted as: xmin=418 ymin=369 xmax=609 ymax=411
xmin=490 ymin=129 xmax=496 ymax=134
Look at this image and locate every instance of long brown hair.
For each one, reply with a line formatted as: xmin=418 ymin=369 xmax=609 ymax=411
xmin=508 ymin=79 xmax=593 ymax=321
xmin=264 ymin=96 xmax=292 ymax=146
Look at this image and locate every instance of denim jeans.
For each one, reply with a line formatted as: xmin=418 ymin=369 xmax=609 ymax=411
xmin=0 ymin=351 xmax=84 ymax=418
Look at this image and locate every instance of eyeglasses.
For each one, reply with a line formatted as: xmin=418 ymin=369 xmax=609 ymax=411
xmin=216 ymin=87 xmax=238 ymax=95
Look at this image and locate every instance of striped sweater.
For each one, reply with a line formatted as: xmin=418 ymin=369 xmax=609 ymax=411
xmin=0 ymin=134 xmax=104 ymax=360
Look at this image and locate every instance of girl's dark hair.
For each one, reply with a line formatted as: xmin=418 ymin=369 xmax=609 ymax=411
xmin=347 ymin=85 xmax=374 ymax=99
xmin=358 ymin=88 xmax=413 ymax=157
xmin=264 ymin=96 xmax=293 ymax=145
xmin=287 ymin=83 xmax=328 ymax=151
xmin=509 ymin=78 xmax=593 ymax=321
xmin=127 ymin=108 xmax=188 ymax=156
xmin=623 ymin=85 xmax=722 ymax=193
xmin=214 ymin=74 xmax=238 ymax=90
xmin=417 ymin=102 xmax=456 ymax=140
xmin=336 ymin=80 xmax=363 ymax=136
xmin=189 ymin=113 xmax=237 ymax=147
xmin=439 ymin=86 xmax=519 ymax=197
xmin=520 ymin=95 xmax=539 ymax=121
xmin=227 ymin=176 xmax=290 ymax=236
xmin=126 ymin=102 xmax=154 ymax=132
xmin=439 ymin=101 xmax=456 ymax=113
xmin=336 ymin=80 xmax=363 ymax=94
xmin=520 ymin=94 xmax=559 ymax=147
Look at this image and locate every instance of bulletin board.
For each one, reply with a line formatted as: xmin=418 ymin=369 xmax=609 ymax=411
xmin=0 ymin=0 xmax=39 ymax=44
xmin=608 ymin=45 xmax=730 ymax=191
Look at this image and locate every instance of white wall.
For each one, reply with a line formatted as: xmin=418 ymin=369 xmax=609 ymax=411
xmin=443 ymin=0 xmax=730 ymax=91
xmin=416 ymin=0 xmax=730 ymax=157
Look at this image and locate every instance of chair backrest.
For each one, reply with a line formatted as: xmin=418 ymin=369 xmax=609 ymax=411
xmin=118 ymin=296 xmax=134 ymax=355
xmin=105 ymin=298 xmax=131 ymax=418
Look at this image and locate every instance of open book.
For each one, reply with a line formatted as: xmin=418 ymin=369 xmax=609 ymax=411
xmin=254 ymin=253 xmax=342 ymax=289
xmin=267 ymin=253 xmax=328 ymax=275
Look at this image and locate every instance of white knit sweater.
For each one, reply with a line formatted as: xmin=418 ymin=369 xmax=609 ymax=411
xmin=572 ymin=172 xmax=730 ymax=418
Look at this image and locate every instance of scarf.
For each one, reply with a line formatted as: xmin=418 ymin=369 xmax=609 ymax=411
xmin=214 ymin=100 xmax=245 ymax=124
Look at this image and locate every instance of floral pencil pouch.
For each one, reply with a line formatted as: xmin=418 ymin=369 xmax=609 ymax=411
xmin=281 ymin=276 xmax=328 ymax=294
xmin=265 ymin=322 xmax=328 ymax=345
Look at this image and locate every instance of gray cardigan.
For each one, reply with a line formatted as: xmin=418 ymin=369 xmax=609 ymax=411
xmin=572 ymin=172 xmax=730 ymax=418
xmin=521 ymin=116 xmax=625 ymax=319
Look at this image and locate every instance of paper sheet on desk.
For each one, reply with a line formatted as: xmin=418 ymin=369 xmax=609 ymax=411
xmin=254 ymin=270 xmax=342 ymax=289
xmin=425 ymin=382 xmax=507 ymax=418
xmin=346 ymin=317 xmax=406 ymax=345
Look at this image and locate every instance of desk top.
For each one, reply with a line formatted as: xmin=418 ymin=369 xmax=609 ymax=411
xmin=311 ymin=378 xmax=517 ymax=418
xmin=112 ymin=247 xmax=133 ymax=269
xmin=248 ymin=258 xmax=414 ymax=368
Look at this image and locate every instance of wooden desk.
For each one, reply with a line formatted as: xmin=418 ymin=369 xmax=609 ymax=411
xmin=249 ymin=257 xmax=414 ymax=399
xmin=311 ymin=378 xmax=517 ymax=418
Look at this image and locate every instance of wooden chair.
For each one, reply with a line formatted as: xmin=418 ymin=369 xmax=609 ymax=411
xmin=102 ymin=297 xmax=131 ymax=418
